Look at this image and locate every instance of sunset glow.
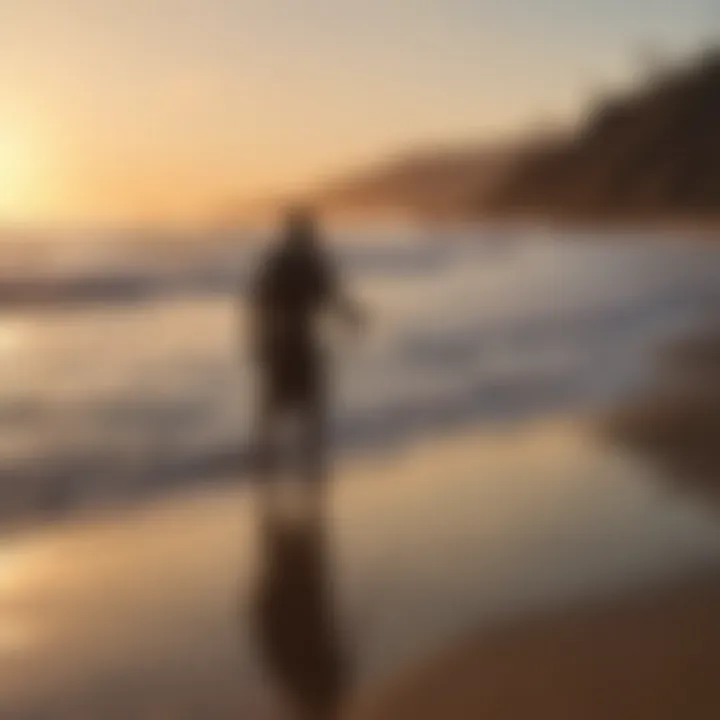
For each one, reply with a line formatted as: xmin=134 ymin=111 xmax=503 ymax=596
xmin=0 ymin=130 xmax=41 ymax=222
xmin=0 ymin=0 xmax=712 ymax=227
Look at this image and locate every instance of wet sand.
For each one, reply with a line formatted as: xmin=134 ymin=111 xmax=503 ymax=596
xmin=360 ymin=329 xmax=720 ymax=720
xmin=355 ymin=569 xmax=720 ymax=720
xmin=607 ymin=329 xmax=720 ymax=504
xmin=2 ymin=413 xmax=720 ymax=719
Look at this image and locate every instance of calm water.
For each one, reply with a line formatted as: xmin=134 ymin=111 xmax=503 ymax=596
xmin=0 ymin=227 xmax=719 ymax=717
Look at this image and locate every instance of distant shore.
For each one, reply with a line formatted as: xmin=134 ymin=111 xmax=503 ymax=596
xmin=319 ymin=204 xmax=720 ymax=240
xmin=481 ymin=212 xmax=720 ymax=239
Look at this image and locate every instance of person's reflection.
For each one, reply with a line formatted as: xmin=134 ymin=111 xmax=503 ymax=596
xmin=252 ymin=494 xmax=349 ymax=720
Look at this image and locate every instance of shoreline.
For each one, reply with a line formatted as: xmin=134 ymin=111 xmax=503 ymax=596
xmin=319 ymin=204 xmax=720 ymax=238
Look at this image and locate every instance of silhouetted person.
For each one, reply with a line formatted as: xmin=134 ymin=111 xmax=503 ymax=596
xmin=250 ymin=207 xmax=361 ymax=487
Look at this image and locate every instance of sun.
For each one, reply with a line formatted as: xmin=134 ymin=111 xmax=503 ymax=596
xmin=0 ymin=131 xmax=41 ymax=221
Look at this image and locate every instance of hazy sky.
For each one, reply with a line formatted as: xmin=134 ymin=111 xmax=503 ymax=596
xmin=0 ymin=0 xmax=715 ymax=225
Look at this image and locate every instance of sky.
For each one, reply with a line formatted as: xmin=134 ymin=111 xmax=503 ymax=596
xmin=0 ymin=0 xmax=715 ymax=227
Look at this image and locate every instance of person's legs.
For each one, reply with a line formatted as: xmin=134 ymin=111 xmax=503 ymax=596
xmin=255 ymin=385 xmax=294 ymax=528
xmin=300 ymin=375 xmax=328 ymax=490
xmin=255 ymin=385 xmax=280 ymax=479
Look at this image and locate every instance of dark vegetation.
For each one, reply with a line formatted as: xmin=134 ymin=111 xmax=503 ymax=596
xmin=323 ymin=48 xmax=720 ymax=224
xmin=489 ymin=48 xmax=720 ymax=221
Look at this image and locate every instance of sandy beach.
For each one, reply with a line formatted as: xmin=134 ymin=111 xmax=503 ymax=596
xmin=359 ymin=330 xmax=720 ymax=720
xmin=356 ymin=568 xmax=720 ymax=720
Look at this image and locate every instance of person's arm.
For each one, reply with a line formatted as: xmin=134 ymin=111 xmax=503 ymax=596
xmin=334 ymin=290 xmax=365 ymax=333
xmin=321 ymin=255 xmax=365 ymax=333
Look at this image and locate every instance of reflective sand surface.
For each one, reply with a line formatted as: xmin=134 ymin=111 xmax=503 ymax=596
xmin=1 ymin=418 xmax=719 ymax=718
